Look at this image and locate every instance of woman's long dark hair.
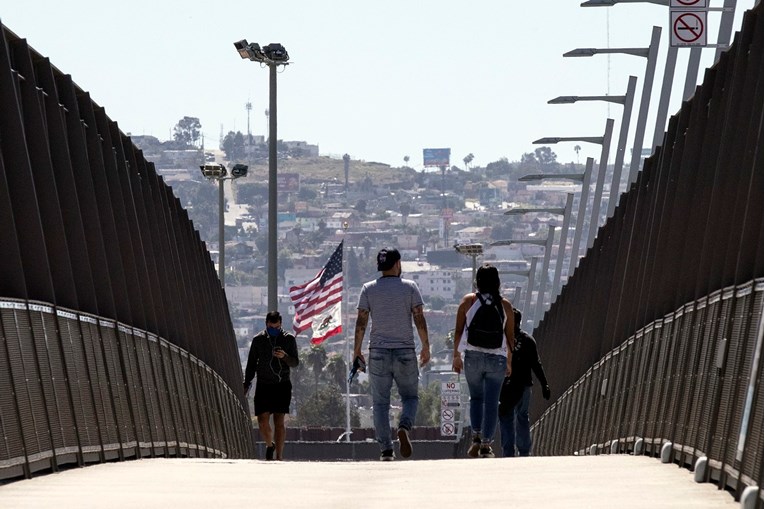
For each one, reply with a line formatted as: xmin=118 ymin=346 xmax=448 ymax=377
xmin=475 ymin=263 xmax=504 ymax=318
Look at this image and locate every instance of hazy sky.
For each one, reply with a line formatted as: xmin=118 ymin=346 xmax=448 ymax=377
xmin=2 ymin=1 xmax=754 ymax=169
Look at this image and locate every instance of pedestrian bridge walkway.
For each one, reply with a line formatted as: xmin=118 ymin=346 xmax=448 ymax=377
xmin=0 ymin=455 xmax=741 ymax=509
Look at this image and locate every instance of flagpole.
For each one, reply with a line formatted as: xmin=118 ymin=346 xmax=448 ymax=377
xmin=342 ymin=221 xmax=351 ymax=443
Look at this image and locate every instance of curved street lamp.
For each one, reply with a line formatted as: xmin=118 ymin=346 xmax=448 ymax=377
xmin=548 ymin=76 xmax=638 ymax=218
xmin=520 ymin=157 xmax=595 ymax=278
xmin=498 ymin=258 xmax=540 ymax=332
xmin=491 ymin=224 xmax=555 ymax=329
xmin=505 ymin=192 xmax=575 ymax=300
xmin=533 ymin=117 xmax=615 ymax=251
xmin=563 ymin=26 xmax=661 ymax=188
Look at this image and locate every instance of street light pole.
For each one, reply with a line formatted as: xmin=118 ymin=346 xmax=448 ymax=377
xmin=533 ymin=225 xmax=556 ymax=327
xmin=268 ymin=62 xmax=278 ymax=311
xmin=587 ymin=118 xmax=614 ymax=249
xmin=533 ymin=118 xmax=611 ymax=252
xmin=200 ymin=163 xmax=249 ymax=288
xmin=563 ymin=26 xmax=662 ymax=188
xmin=571 ymin=159 xmax=593 ymax=275
xmin=497 ymin=265 xmax=537 ymax=332
xmin=218 ymin=177 xmax=225 ymax=284
xmin=518 ymin=158 xmax=594 ymax=279
xmin=548 ymin=75 xmax=638 ymax=218
xmin=454 ymin=243 xmax=483 ymax=292
xmin=491 ymin=230 xmax=553 ymax=329
xmin=234 ymin=39 xmax=290 ymax=311
xmin=524 ymin=257 xmax=539 ymax=332
xmin=503 ymin=192 xmax=574 ymax=300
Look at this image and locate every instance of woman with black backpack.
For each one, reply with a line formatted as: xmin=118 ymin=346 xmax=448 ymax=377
xmin=451 ymin=263 xmax=515 ymax=458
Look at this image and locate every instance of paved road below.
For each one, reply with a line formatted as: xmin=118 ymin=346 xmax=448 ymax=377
xmin=0 ymin=455 xmax=738 ymax=508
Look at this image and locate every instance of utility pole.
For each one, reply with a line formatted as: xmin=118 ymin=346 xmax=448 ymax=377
xmin=246 ymin=101 xmax=252 ymax=143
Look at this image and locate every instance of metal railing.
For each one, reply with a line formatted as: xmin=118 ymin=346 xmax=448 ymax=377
xmin=530 ymin=2 xmax=763 ymax=504
xmin=0 ymin=23 xmax=253 ymax=480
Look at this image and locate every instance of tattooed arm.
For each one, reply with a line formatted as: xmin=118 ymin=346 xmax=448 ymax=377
xmin=353 ymin=308 xmax=369 ymax=364
xmin=412 ymin=305 xmax=430 ymax=366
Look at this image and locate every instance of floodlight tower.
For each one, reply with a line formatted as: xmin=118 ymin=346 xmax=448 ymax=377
xmin=199 ymin=163 xmax=249 ymax=287
xmin=455 ymin=243 xmax=484 ymax=292
xmin=234 ymin=39 xmax=290 ymax=311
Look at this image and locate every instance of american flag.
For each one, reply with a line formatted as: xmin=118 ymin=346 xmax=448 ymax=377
xmin=289 ymin=241 xmax=344 ymax=345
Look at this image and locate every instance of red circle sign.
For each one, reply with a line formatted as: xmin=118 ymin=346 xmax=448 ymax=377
xmin=674 ymin=13 xmax=704 ymax=43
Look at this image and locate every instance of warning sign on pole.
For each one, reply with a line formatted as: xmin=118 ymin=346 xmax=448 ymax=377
xmin=670 ymin=0 xmax=708 ymax=48
xmin=670 ymin=10 xmax=707 ymax=47
xmin=669 ymin=0 xmax=707 ymax=7
xmin=440 ymin=379 xmax=462 ymax=438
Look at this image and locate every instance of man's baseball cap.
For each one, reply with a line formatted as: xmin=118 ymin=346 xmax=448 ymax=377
xmin=376 ymin=248 xmax=401 ymax=271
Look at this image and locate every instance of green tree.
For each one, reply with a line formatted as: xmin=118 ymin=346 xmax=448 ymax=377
xmin=297 ymin=187 xmax=317 ymax=201
xmin=534 ymin=146 xmax=558 ymax=166
xmin=399 ymin=202 xmax=411 ymax=225
xmin=236 ymin=182 xmax=269 ymax=204
xmin=290 ymin=355 xmax=313 ymax=411
xmin=277 ymin=247 xmax=294 ymax=281
xmin=170 ymin=179 xmax=218 ymax=243
xmin=463 ymin=153 xmax=474 ymax=171
xmin=173 ymin=116 xmax=201 ymax=147
xmin=221 ymin=130 xmax=246 ymax=161
xmin=325 ymin=354 xmax=347 ymax=390
xmin=296 ymin=386 xmax=360 ymax=427
xmin=306 ymin=346 xmax=327 ymax=391
xmin=414 ymin=382 xmax=441 ymax=426
xmin=429 ymin=295 xmax=446 ymax=310
xmin=485 ymin=157 xmax=513 ymax=178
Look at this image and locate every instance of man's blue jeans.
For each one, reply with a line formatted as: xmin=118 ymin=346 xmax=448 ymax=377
xmin=499 ymin=385 xmax=532 ymax=456
xmin=464 ymin=350 xmax=506 ymax=443
xmin=369 ymin=348 xmax=419 ymax=451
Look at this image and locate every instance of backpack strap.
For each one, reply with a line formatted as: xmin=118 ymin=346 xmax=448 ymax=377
xmin=477 ymin=292 xmax=504 ymax=321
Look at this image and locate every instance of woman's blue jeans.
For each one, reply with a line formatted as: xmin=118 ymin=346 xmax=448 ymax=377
xmin=464 ymin=350 xmax=506 ymax=443
xmin=369 ymin=348 xmax=419 ymax=451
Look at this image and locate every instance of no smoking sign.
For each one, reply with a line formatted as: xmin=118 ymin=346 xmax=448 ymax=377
xmin=669 ymin=1 xmax=708 ymax=48
xmin=669 ymin=0 xmax=706 ymax=6
xmin=671 ymin=11 xmax=707 ymax=46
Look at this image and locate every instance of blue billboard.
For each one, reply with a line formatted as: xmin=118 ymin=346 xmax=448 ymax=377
xmin=423 ymin=148 xmax=451 ymax=167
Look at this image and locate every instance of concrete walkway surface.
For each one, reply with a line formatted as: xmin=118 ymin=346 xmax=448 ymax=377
xmin=0 ymin=455 xmax=739 ymax=508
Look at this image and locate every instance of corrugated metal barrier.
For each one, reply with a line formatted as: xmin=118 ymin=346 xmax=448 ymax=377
xmin=529 ymin=3 xmax=763 ymax=504
xmin=0 ymin=22 xmax=254 ymax=480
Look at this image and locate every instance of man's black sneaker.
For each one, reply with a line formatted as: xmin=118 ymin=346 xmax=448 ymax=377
xmin=397 ymin=427 xmax=412 ymax=458
xmin=380 ymin=449 xmax=395 ymax=461
xmin=468 ymin=434 xmax=481 ymax=458
xmin=265 ymin=443 xmax=275 ymax=461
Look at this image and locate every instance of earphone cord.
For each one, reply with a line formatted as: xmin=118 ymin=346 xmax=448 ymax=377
xmin=269 ymin=335 xmax=283 ymax=383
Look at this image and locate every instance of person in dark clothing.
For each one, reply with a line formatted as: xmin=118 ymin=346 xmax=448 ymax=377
xmin=498 ymin=308 xmax=550 ymax=457
xmin=243 ymin=311 xmax=299 ymax=461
